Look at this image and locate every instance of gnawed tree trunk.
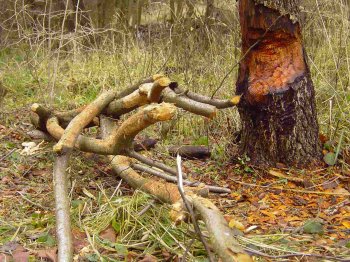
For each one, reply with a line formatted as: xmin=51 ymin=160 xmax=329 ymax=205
xmin=236 ymin=0 xmax=322 ymax=167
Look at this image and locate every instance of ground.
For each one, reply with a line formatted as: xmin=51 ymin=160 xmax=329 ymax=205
xmin=0 ymin=101 xmax=349 ymax=261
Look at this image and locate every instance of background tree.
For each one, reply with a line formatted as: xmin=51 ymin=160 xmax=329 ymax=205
xmin=236 ymin=0 xmax=322 ymax=167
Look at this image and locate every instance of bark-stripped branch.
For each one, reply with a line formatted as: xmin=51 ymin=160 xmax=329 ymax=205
xmin=53 ymin=89 xmax=118 ymax=154
xmin=99 ymin=116 xmax=251 ymax=261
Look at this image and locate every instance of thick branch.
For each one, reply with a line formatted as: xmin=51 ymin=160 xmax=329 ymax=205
xmin=162 ymin=87 xmax=217 ymax=119
xmin=53 ymin=153 xmax=73 ymax=261
xmin=46 ymin=117 xmax=114 ymax=155
xmin=191 ymin=195 xmax=253 ymax=262
xmin=40 ymin=103 xmax=177 ymax=155
xmin=108 ymin=103 xmax=176 ymax=153
xmin=169 ymin=145 xmax=211 ymax=159
xmin=105 ymin=76 xmax=171 ymax=117
xmin=175 ymin=87 xmax=241 ymax=109
xmin=53 ymin=89 xmax=118 ymax=153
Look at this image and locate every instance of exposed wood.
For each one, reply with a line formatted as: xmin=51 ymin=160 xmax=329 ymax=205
xmin=108 ymin=103 xmax=176 ymax=154
xmin=43 ymin=103 xmax=177 ymax=156
xmin=105 ymin=75 xmax=169 ymax=117
xmin=110 ymin=155 xmax=182 ymax=204
xmin=147 ymin=77 xmax=172 ymax=103
xmin=46 ymin=117 xmax=113 ymax=155
xmin=53 ymin=153 xmax=73 ymax=262
xmin=53 ymin=89 xmax=118 ymax=154
xmin=191 ymin=194 xmax=253 ymax=262
xmin=169 ymin=145 xmax=211 ymax=159
xmin=100 ymin=118 xmax=248 ymax=261
xmin=236 ymin=0 xmax=322 ymax=167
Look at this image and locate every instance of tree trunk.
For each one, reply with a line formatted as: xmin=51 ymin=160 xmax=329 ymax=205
xmin=236 ymin=0 xmax=322 ymax=167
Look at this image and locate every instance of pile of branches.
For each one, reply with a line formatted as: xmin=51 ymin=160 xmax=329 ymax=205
xmin=30 ymin=74 xmax=251 ymax=261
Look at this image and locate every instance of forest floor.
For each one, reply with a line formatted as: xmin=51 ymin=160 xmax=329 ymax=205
xmin=1 ymin=101 xmax=350 ymax=261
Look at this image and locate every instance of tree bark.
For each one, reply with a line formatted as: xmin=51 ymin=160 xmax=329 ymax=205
xmin=236 ymin=0 xmax=322 ymax=167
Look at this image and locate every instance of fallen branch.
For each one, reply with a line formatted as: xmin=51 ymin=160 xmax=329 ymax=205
xmin=105 ymin=76 xmax=171 ymax=117
xmin=169 ymin=145 xmax=211 ymax=159
xmin=132 ymin=163 xmax=230 ymax=193
xmin=175 ymin=87 xmax=241 ymax=109
xmin=53 ymin=89 xmax=118 ymax=154
xmin=100 ymin=118 xmax=250 ymax=261
xmin=162 ymin=87 xmax=218 ymax=119
xmin=134 ymin=138 xmax=158 ymax=152
xmin=176 ymin=154 xmax=214 ymax=262
xmin=127 ymin=150 xmax=181 ymax=177
xmin=53 ymin=153 xmax=73 ymax=261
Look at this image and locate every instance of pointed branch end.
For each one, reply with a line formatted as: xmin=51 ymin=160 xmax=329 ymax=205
xmin=231 ymin=95 xmax=242 ymax=105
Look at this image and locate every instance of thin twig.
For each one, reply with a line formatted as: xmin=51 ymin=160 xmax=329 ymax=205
xmin=0 ymin=148 xmax=16 ymax=162
xmin=176 ymin=154 xmax=214 ymax=262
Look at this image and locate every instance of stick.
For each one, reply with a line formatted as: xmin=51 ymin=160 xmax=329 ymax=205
xmin=176 ymin=154 xmax=215 ymax=262
xmin=53 ymin=153 xmax=73 ymax=261
xmin=132 ymin=163 xmax=231 ymax=193
xmin=127 ymin=150 xmax=182 ymax=177
xmin=54 ymin=89 xmax=118 ymax=153
xmin=174 ymin=87 xmax=241 ymax=109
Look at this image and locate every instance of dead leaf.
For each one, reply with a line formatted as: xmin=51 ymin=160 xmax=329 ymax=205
xmin=342 ymin=221 xmax=350 ymax=229
xmin=35 ymin=248 xmax=57 ymax=262
xmin=229 ymin=219 xmax=245 ymax=231
xmin=99 ymin=226 xmax=117 ymax=243
xmin=139 ymin=254 xmax=158 ymax=262
xmin=333 ymin=187 xmax=350 ymax=195
xmin=12 ymin=246 xmax=29 ymax=262
xmin=72 ymin=228 xmax=88 ymax=253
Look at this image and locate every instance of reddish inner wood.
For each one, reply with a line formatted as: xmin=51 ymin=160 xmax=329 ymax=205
xmin=247 ymin=31 xmax=306 ymax=102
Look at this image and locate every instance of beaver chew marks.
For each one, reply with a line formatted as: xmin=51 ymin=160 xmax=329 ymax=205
xmin=247 ymin=31 xmax=306 ymax=103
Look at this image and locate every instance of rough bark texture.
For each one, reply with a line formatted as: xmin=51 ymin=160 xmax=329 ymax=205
xmin=236 ymin=0 xmax=322 ymax=167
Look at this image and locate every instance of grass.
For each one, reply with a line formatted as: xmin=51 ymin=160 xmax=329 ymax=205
xmin=0 ymin=0 xmax=350 ymax=260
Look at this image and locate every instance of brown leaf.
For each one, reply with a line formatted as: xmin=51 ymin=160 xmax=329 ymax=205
xmin=72 ymin=228 xmax=88 ymax=253
xmin=139 ymin=254 xmax=158 ymax=262
xmin=35 ymin=248 xmax=57 ymax=262
xmin=99 ymin=225 xmax=117 ymax=243
xmin=12 ymin=247 xmax=29 ymax=262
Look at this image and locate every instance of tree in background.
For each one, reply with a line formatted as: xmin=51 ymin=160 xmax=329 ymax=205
xmin=236 ymin=0 xmax=322 ymax=167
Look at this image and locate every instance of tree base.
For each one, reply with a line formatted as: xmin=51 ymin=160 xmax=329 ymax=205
xmin=238 ymin=74 xmax=322 ymax=167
